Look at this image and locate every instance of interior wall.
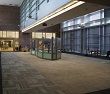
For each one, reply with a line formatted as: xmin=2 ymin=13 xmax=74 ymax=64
xmin=0 ymin=5 xmax=20 ymax=31
xmin=19 ymin=32 xmax=32 ymax=49
xmin=38 ymin=24 xmax=60 ymax=38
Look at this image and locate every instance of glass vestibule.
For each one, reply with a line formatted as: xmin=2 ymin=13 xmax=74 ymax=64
xmin=30 ymin=32 xmax=61 ymax=60
xmin=30 ymin=37 xmax=61 ymax=60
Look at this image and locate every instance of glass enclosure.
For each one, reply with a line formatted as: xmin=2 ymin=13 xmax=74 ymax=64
xmin=30 ymin=32 xmax=61 ymax=60
xmin=30 ymin=37 xmax=61 ymax=60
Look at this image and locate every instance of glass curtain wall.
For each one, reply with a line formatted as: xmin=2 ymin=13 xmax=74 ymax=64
xmin=20 ymin=0 xmax=39 ymax=29
xmin=105 ymin=25 xmax=110 ymax=53
xmin=61 ymin=9 xmax=110 ymax=56
xmin=20 ymin=0 xmax=51 ymax=29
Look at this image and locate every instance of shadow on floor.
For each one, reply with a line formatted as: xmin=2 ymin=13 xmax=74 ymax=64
xmin=85 ymin=88 xmax=110 ymax=94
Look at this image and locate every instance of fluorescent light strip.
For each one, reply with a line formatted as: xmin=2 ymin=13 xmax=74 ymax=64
xmin=22 ymin=0 xmax=85 ymax=32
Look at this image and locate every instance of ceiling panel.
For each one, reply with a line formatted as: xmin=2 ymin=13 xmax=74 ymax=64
xmin=81 ymin=0 xmax=110 ymax=6
xmin=0 ymin=0 xmax=23 ymax=7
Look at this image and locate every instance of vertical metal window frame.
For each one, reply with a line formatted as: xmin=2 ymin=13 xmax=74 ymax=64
xmin=47 ymin=0 xmax=49 ymax=3
xmin=20 ymin=0 xmax=38 ymax=28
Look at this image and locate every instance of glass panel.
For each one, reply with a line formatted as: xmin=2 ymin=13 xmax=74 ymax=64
xmin=39 ymin=0 xmax=44 ymax=3
xmin=63 ymin=21 xmax=68 ymax=27
xmin=42 ymin=33 xmax=45 ymax=38
xmin=46 ymin=33 xmax=52 ymax=38
xmin=7 ymin=32 xmax=15 ymax=38
xmin=15 ymin=39 xmax=19 ymax=47
xmin=36 ymin=32 xmax=42 ymax=38
xmin=53 ymin=33 xmax=55 ymax=38
xmin=15 ymin=32 xmax=19 ymax=38
xmin=3 ymin=31 xmax=6 ymax=38
xmin=76 ymin=18 xmax=81 ymax=24
xmin=88 ymin=27 xmax=99 ymax=51
xmin=0 ymin=31 xmax=2 ymax=37
xmin=32 ymin=32 xmax=35 ymax=38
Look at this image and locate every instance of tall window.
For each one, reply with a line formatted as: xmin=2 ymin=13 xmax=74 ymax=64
xmin=7 ymin=32 xmax=15 ymax=38
xmin=3 ymin=31 xmax=6 ymax=38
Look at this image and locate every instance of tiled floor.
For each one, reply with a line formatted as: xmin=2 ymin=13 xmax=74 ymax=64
xmin=1 ymin=52 xmax=68 ymax=94
xmin=1 ymin=52 xmax=110 ymax=94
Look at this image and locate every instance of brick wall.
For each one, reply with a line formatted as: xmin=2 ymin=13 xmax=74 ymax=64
xmin=0 ymin=5 xmax=32 ymax=49
xmin=0 ymin=5 xmax=20 ymax=31
xmin=19 ymin=31 xmax=32 ymax=49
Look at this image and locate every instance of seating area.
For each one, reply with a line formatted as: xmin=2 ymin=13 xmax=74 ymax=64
xmin=87 ymin=50 xmax=101 ymax=56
